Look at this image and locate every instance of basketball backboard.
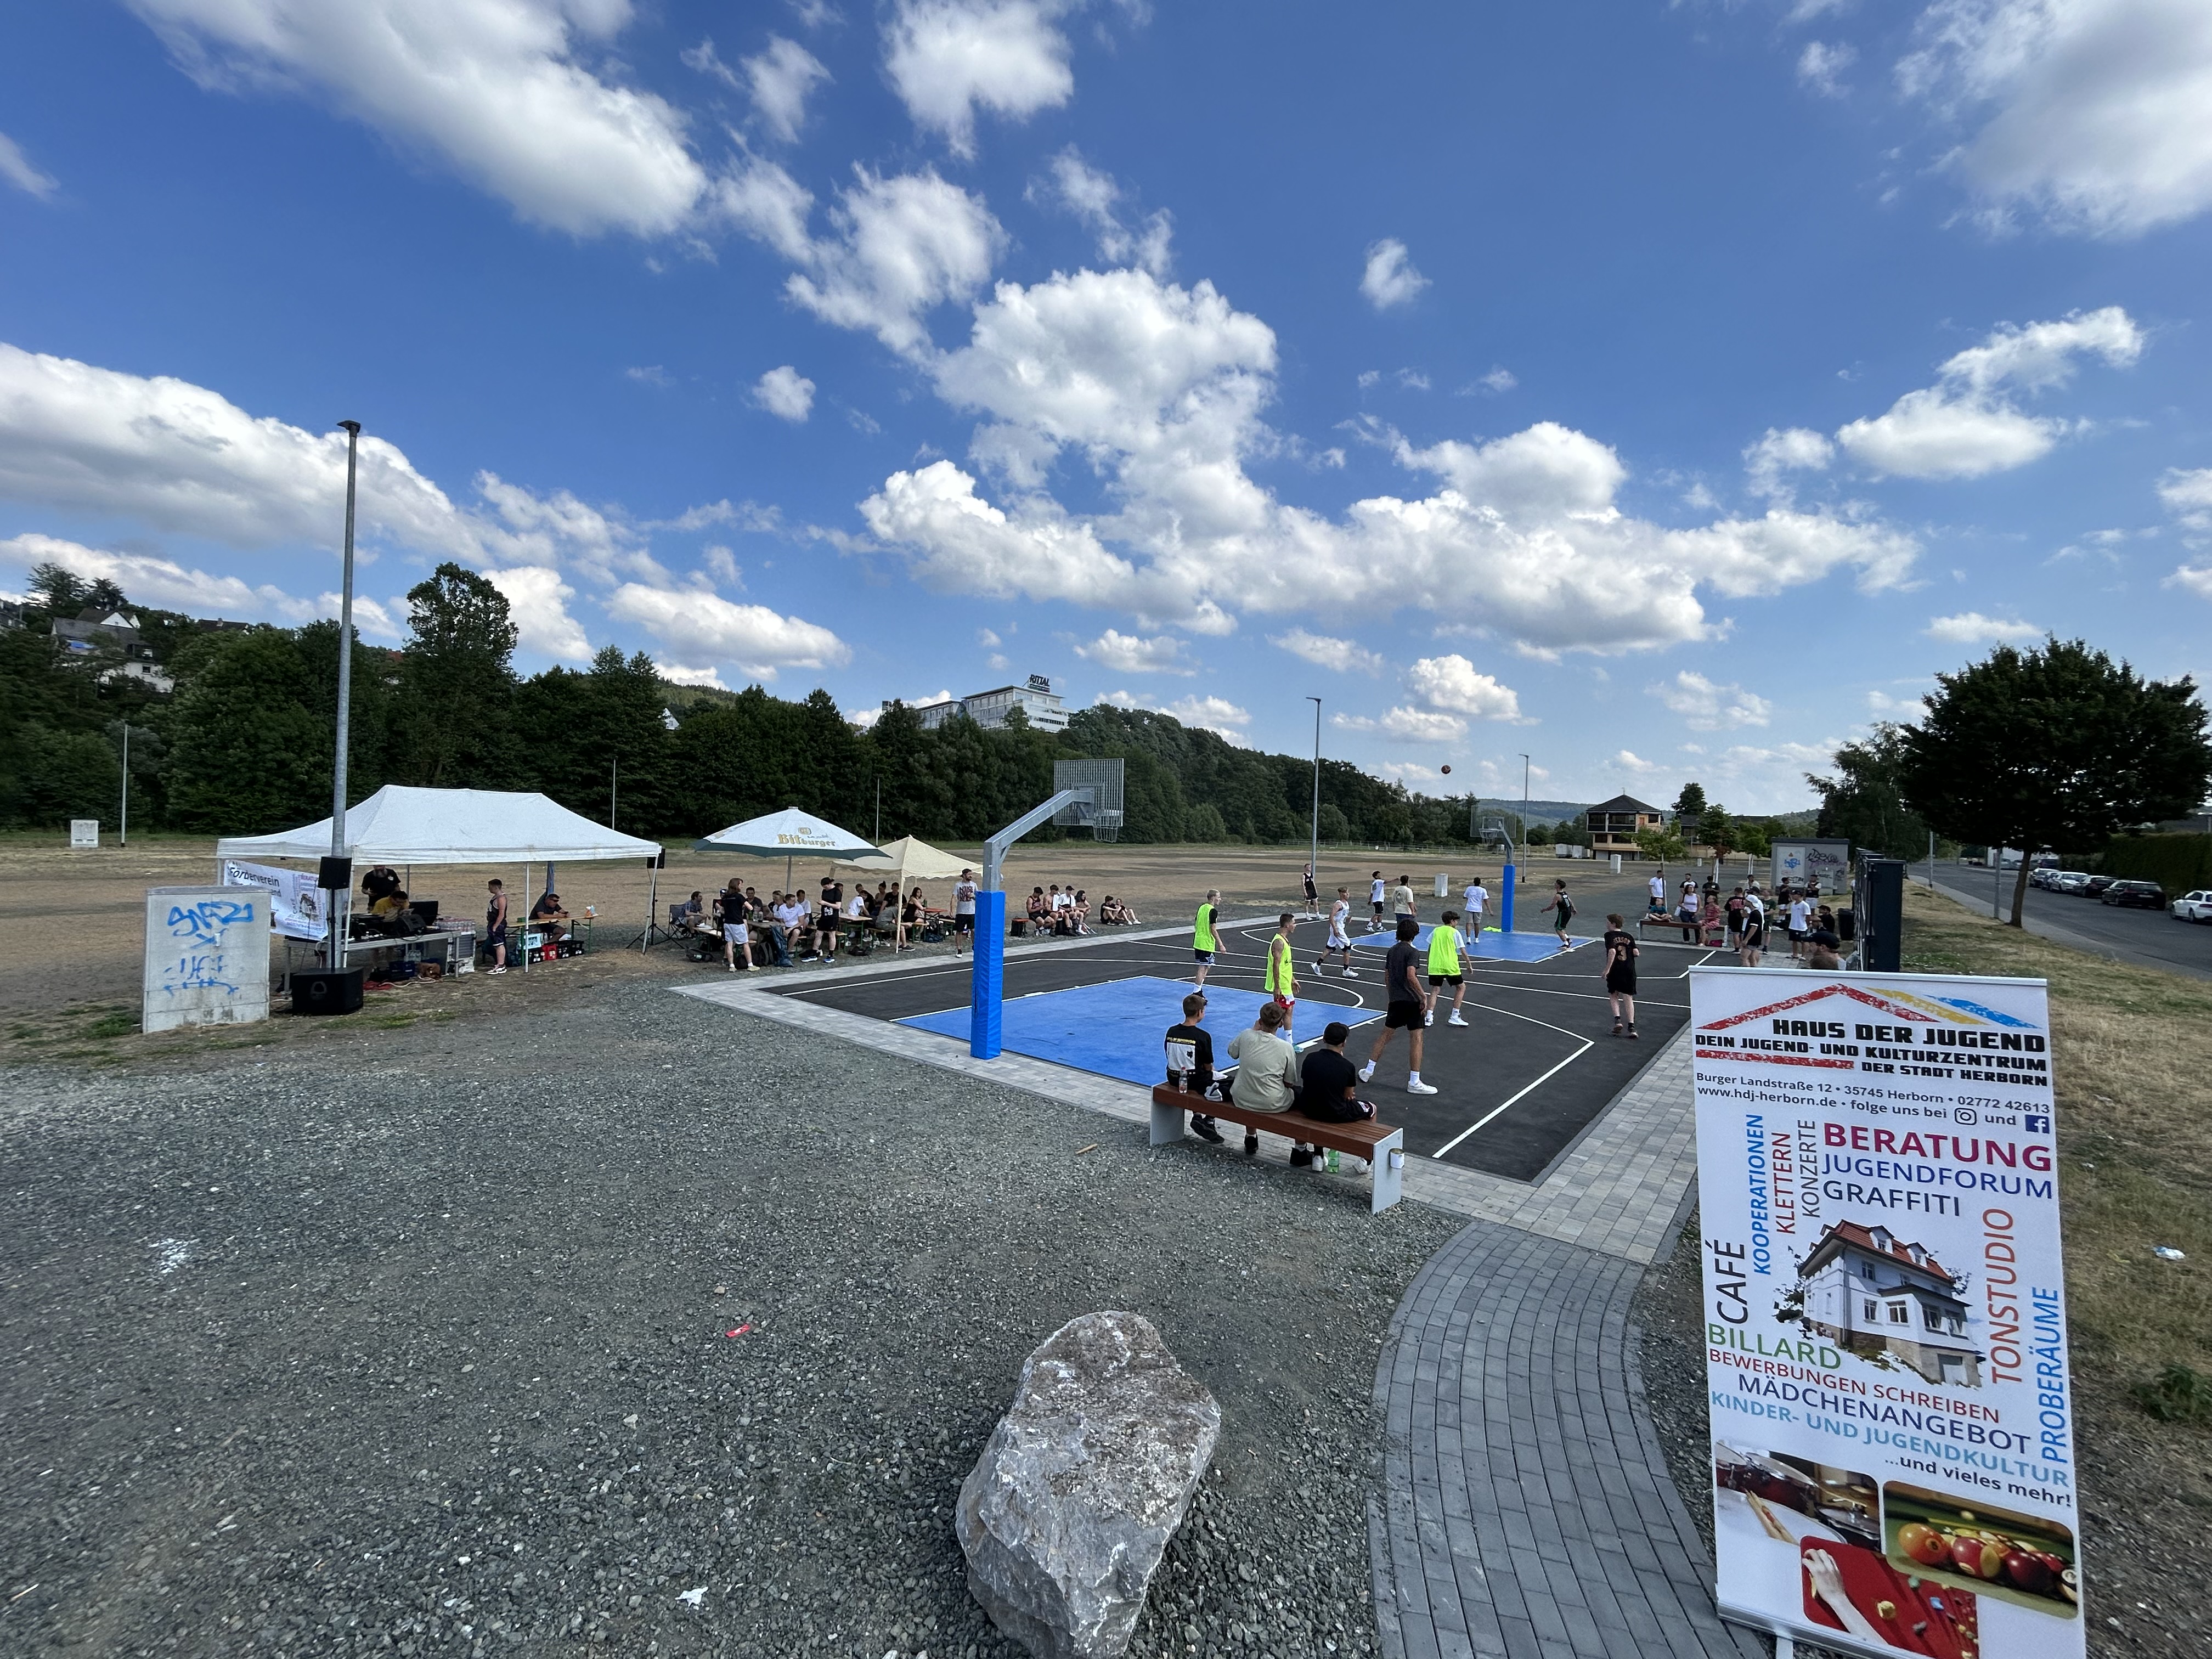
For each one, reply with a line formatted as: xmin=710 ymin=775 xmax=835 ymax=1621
xmin=1052 ymin=758 xmax=1125 ymax=842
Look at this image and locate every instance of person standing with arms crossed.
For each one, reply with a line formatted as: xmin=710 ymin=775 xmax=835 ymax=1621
xmin=1192 ymin=888 xmax=1227 ymax=988
xmin=1264 ymin=911 xmax=1299 ymax=1034
xmin=1425 ymin=909 xmax=1470 ymax=1027
xmin=1361 ymin=917 xmax=1438 ymax=1094
xmin=951 ymin=867 xmax=978 ymax=956
xmin=1315 ymin=885 xmax=1357 ymax=977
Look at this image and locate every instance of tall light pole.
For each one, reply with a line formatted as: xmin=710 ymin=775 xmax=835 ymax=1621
xmin=326 ymin=420 xmax=361 ymax=973
xmin=1307 ymin=696 xmax=1322 ymax=915
xmin=117 ymin=722 xmax=130 ymax=846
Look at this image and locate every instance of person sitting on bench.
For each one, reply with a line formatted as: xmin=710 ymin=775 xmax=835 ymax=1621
xmin=1164 ymin=991 xmax=1224 ymax=1146
xmin=1293 ymin=1021 xmax=1375 ymax=1169
xmin=1224 ymin=1001 xmax=1302 ymax=1159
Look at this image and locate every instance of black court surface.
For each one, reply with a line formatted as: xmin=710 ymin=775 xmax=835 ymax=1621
xmin=772 ymin=918 xmax=1709 ymax=1182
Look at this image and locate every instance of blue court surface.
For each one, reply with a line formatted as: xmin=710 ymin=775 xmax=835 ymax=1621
xmin=897 ymin=974 xmax=1383 ymax=1087
xmin=1347 ymin=924 xmax=1584 ymax=963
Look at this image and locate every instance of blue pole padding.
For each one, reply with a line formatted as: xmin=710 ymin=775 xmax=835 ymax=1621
xmin=1500 ymin=861 xmax=1516 ymax=934
xmin=970 ymin=889 xmax=1006 ymax=1058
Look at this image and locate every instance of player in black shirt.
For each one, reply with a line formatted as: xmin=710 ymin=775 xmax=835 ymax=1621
xmin=1164 ymin=991 xmax=1224 ymax=1143
xmin=1359 ymin=917 xmax=1437 ymax=1094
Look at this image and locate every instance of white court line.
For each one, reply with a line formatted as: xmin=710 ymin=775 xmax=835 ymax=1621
xmin=1431 ymin=1037 xmax=1596 ymax=1159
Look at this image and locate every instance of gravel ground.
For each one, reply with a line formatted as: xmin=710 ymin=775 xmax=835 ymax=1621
xmin=1630 ymin=1211 xmax=2204 ymax=1658
xmin=1 ymin=979 xmax=1461 ymax=1658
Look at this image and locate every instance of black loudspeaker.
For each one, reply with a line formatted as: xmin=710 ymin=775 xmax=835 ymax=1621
xmin=1837 ymin=907 xmax=1857 ymax=941
xmin=319 ymin=855 xmax=353 ymax=891
xmin=647 ymin=851 xmax=667 ymax=870
xmin=292 ymin=966 xmax=364 ymax=1015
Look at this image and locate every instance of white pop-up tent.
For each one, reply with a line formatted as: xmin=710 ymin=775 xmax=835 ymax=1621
xmin=833 ymin=833 xmax=969 ymax=884
xmin=217 ymin=786 xmax=663 ymax=970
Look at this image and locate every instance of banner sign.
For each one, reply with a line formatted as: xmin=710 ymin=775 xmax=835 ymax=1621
xmin=1771 ymin=838 xmax=1853 ymax=889
xmin=221 ymin=859 xmax=329 ymax=941
xmin=1691 ymin=965 xmax=2081 ymax=1659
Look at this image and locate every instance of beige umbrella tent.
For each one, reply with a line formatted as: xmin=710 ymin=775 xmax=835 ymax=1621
xmin=834 ymin=834 xmax=969 ymax=885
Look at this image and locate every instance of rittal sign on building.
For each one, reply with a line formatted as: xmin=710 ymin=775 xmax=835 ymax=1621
xmin=1691 ymin=965 xmax=2080 ymax=1659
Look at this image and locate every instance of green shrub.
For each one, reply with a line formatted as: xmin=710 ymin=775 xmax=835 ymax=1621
xmin=2099 ymin=833 xmax=2212 ymax=893
xmin=2132 ymin=1362 xmax=2212 ymax=1425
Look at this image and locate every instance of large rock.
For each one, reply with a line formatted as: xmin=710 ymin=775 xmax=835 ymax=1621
xmin=956 ymin=1311 xmax=1221 ymax=1659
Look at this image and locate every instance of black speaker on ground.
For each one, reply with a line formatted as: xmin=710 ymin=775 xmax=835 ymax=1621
xmin=292 ymin=966 xmax=364 ymax=1015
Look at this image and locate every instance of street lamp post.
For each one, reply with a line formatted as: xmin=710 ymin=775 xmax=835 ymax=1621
xmin=326 ymin=420 xmax=361 ymax=974
xmin=118 ymin=723 xmax=129 ymax=846
xmin=1307 ymin=696 xmax=1322 ymax=916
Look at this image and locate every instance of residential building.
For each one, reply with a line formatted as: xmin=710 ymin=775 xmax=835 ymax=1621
xmin=1796 ymin=1220 xmax=1982 ymax=1387
xmin=1585 ymin=794 xmax=1664 ymax=852
xmin=900 ymin=674 xmax=1069 ymax=733
xmin=52 ymin=608 xmax=144 ymax=648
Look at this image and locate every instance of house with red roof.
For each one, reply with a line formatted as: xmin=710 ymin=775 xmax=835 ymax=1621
xmin=1797 ymin=1220 xmax=1982 ymax=1386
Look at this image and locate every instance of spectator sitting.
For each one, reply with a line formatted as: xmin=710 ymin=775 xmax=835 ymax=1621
xmin=531 ymin=890 xmax=567 ymax=944
xmin=1224 ymin=1002 xmax=1304 ymax=1159
xmin=774 ymin=891 xmax=812 ymax=960
xmin=898 ymin=885 xmax=924 ymax=952
xmin=1024 ymin=886 xmax=1048 ymax=935
xmin=679 ymin=890 xmax=705 ymax=924
xmin=1164 ymin=990 xmax=1223 ymax=1144
xmin=1293 ymin=1020 xmax=1376 ymax=1170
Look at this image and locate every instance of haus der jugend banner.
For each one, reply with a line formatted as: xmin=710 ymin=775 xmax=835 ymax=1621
xmin=1691 ymin=966 xmax=2080 ymax=1659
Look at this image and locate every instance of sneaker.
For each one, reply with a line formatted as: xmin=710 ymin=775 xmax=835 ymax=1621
xmin=1358 ymin=1061 xmax=1376 ymax=1083
xmin=1627 ymin=1025 xmax=1639 ymax=1040
xmin=1342 ymin=967 xmax=1358 ymax=979
xmin=1423 ymin=1010 xmax=1434 ymax=1028
xmin=1407 ymin=1080 xmax=1438 ymax=1095
xmin=1289 ymin=1148 xmax=1314 ymax=1168
xmin=1611 ymin=1020 xmax=1623 ymax=1037
xmin=1243 ymin=1133 xmax=1260 ymax=1157
xmin=487 ymin=965 xmax=506 ymax=975
xmin=1447 ymin=1012 xmax=1468 ymax=1026
xmin=1190 ymin=1115 xmax=1224 ymax=1145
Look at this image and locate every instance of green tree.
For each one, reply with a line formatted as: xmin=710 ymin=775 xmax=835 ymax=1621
xmin=1899 ymin=637 xmax=2212 ymax=926
xmin=165 ymin=628 xmax=329 ymax=832
xmin=392 ymin=563 xmax=520 ymax=788
xmin=1634 ymin=824 xmax=1688 ymax=864
xmin=1807 ymin=726 xmax=1930 ymax=861
xmin=26 ymin=563 xmax=86 ymax=612
xmin=84 ymin=577 xmax=128 ymax=613
xmin=5 ymin=724 xmax=120 ymax=827
xmin=1672 ymin=781 xmax=1707 ymax=819
xmin=1702 ymin=804 xmax=1738 ymax=857
xmin=1187 ymin=802 xmax=1229 ymax=842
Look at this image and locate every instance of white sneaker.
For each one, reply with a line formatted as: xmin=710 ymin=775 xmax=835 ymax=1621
xmin=1343 ymin=967 xmax=1359 ymax=979
xmin=1423 ymin=1011 xmax=1434 ymax=1028
xmin=1358 ymin=1062 xmax=1376 ymax=1082
xmin=1407 ymin=1080 xmax=1438 ymax=1095
xmin=1448 ymin=1012 xmax=1468 ymax=1026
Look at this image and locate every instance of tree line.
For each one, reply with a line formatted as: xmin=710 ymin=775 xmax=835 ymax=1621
xmin=1 ymin=560 xmax=1537 ymax=848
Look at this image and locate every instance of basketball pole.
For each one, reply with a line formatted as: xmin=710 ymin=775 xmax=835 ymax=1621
xmin=972 ymin=786 xmax=1095 ymax=1058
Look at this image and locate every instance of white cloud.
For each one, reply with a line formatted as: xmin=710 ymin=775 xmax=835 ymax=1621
xmin=1650 ymin=669 xmax=1773 ymax=730
xmin=1835 ymin=306 xmax=2142 ymax=479
xmin=1866 ymin=687 xmax=1931 ymax=720
xmin=658 ymin=662 xmax=729 ymax=689
xmin=1031 ymin=147 xmax=1172 ymax=278
xmin=2170 ymin=566 xmax=2212 ymax=600
xmin=1926 ymin=610 xmax=2042 ymax=644
xmin=1613 ymin=749 xmax=1664 ymax=775
xmin=625 ymin=365 xmax=672 ymax=387
xmin=1898 ymin=0 xmax=2212 ymax=237
xmin=882 ymin=0 xmax=1074 ymax=157
xmin=2160 ymin=466 xmax=2212 ymax=532
xmin=752 ymin=365 xmax=816 ymax=422
xmin=127 ymin=0 xmax=711 ymax=238
xmin=0 ymin=131 xmax=58 ymax=199
xmin=742 ymin=36 xmax=831 ymax=143
xmin=1359 ymin=239 xmax=1429 ymax=309
xmin=1269 ymin=628 xmax=1386 ymax=675
xmin=1798 ymin=40 xmax=1858 ymax=97
xmin=977 ymin=627 xmax=1001 ymax=647
xmin=1074 ymin=628 xmax=1192 ymax=674
xmin=1376 ymin=761 xmax=1444 ymax=787
xmin=1165 ymin=693 xmax=1249 ymax=733
xmin=1468 ymin=367 xmax=1516 ymax=394
xmin=1406 ymin=654 xmax=1522 ymax=722
xmin=603 ymin=583 xmax=849 ymax=680
xmin=0 ymin=529 xmax=403 ymax=636
xmin=1743 ymin=426 xmax=1835 ymax=499
xmin=721 ymin=162 xmax=1003 ymax=357
xmin=860 ymin=270 xmax=1920 ymax=658
xmin=701 ymin=545 xmax=743 ymax=585
xmin=1335 ymin=706 xmax=1467 ymax=743
xmin=483 ymin=563 xmax=590 ymax=661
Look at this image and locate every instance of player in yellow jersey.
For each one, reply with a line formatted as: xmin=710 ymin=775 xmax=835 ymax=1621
xmin=1424 ymin=909 xmax=1470 ymax=1029
xmin=1264 ymin=911 xmax=1299 ymax=1034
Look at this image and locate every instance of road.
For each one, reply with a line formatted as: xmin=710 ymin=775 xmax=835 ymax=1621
xmin=1925 ymin=859 xmax=2212 ymax=981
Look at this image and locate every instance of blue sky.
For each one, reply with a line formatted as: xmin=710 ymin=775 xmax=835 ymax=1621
xmin=3 ymin=1 xmax=2209 ymax=811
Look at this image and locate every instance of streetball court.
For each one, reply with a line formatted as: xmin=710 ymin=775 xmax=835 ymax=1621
xmin=773 ymin=915 xmax=1705 ymax=1182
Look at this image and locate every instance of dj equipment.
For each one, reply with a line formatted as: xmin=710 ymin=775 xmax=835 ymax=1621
xmin=292 ymin=966 xmax=364 ymax=1015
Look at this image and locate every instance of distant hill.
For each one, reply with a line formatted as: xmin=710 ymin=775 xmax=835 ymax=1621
xmin=1474 ymin=798 xmax=1591 ymax=823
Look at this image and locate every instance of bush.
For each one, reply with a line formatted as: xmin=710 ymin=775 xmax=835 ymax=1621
xmin=2132 ymin=1362 xmax=2212 ymax=1425
xmin=1187 ymin=803 xmax=1229 ymax=843
xmin=2099 ymin=833 xmax=2212 ymax=893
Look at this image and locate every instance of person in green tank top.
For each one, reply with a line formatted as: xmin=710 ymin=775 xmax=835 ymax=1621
xmin=1192 ymin=888 xmax=1226 ymax=988
xmin=1424 ymin=909 xmax=1469 ymax=1028
xmin=1264 ymin=911 xmax=1298 ymax=1034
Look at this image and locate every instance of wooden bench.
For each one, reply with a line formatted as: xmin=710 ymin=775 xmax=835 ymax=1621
xmin=1149 ymin=1084 xmax=1406 ymax=1213
xmin=1638 ymin=912 xmax=1698 ymax=940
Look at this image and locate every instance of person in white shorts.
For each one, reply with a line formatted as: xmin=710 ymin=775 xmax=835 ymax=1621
xmin=1315 ymin=886 xmax=1358 ymax=977
xmin=1460 ymin=876 xmax=1487 ymax=950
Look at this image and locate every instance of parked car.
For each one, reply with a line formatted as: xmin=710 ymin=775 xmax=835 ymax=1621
xmin=2030 ymin=866 xmax=2061 ymax=889
xmin=2169 ymin=889 xmax=2212 ymax=923
xmin=2102 ymin=881 xmax=2167 ymax=909
xmin=2051 ymin=871 xmax=2092 ymax=894
xmin=2081 ymin=874 xmax=2118 ymax=898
